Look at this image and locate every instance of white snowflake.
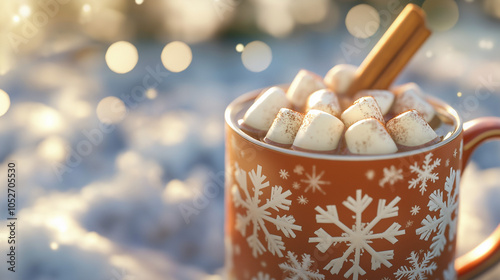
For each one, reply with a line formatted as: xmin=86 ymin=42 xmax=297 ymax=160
xmin=453 ymin=149 xmax=457 ymax=158
xmin=297 ymin=195 xmax=308 ymax=205
xmin=445 ymin=159 xmax=450 ymax=167
xmin=366 ymin=170 xmax=375 ymax=180
xmin=406 ymin=220 xmax=414 ymax=228
xmin=379 ymin=166 xmax=403 ymax=187
xmin=292 ymin=182 xmax=301 ymax=190
xmin=416 ymin=167 xmax=460 ymax=257
xmin=294 ymin=165 xmax=305 ymax=175
xmin=252 ymin=272 xmax=275 ymax=280
xmin=309 ymin=189 xmax=405 ymax=280
xmin=394 ymin=251 xmax=437 ymax=280
xmin=301 ymin=166 xmax=330 ymax=195
xmin=279 ymin=251 xmax=325 ymax=280
xmin=410 ymin=205 xmax=420 ymax=216
xmin=408 ymin=153 xmax=441 ymax=195
xmin=443 ymin=261 xmax=456 ymax=280
xmin=280 ymin=169 xmax=290 ymax=180
xmin=232 ymin=163 xmax=302 ymax=258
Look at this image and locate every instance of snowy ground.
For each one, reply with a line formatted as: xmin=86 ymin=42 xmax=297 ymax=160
xmin=0 ymin=3 xmax=499 ymax=280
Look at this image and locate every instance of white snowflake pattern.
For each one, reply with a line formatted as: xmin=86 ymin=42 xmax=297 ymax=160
xmin=379 ymin=166 xmax=403 ymax=187
xmin=409 ymin=153 xmax=441 ymax=195
xmin=301 ymin=166 xmax=330 ymax=195
xmin=279 ymin=251 xmax=325 ymax=280
xmin=252 ymin=272 xmax=275 ymax=280
xmin=394 ymin=251 xmax=437 ymax=280
xmin=309 ymin=189 xmax=405 ymax=280
xmin=453 ymin=149 xmax=457 ymax=158
xmin=297 ymin=195 xmax=309 ymax=205
xmin=416 ymin=167 xmax=460 ymax=257
xmin=443 ymin=261 xmax=456 ymax=280
xmin=410 ymin=206 xmax=420 ymax=216
xmin=292 ymin=182 xmax=301 ymax=190
xmin=366 ymin=170 xmax=375 ymax=180
xmin=232 ymin=163 xmax=302 ymax=258
xmin=294 ymin=165 xmax=305 ymax=175
xmin=406 ymin=220 xmax=414 ymax=228
xmin=445 ymin=159 xmax=450 ymax=167
xmin=280 ymin=169 xmax=290 ymax=180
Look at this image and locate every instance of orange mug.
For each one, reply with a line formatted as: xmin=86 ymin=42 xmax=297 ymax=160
xmin=224 ymin=89 xmax=500 ymax=280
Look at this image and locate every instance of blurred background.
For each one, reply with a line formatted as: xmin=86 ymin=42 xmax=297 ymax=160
xmin=0 ymin=0 xmax=500 ymax=279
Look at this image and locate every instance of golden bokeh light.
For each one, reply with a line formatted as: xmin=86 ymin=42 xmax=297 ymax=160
xmin=82 ymin=4 xmax=92 ymax=13
xmin=241 ymin=41 xmax=272 ymax=72
xmin=146 ymin=88 xmax=158 ymax=99
xmin=422 ymin=0 xmax=459 ymax=31
xmin=345 ymin=4 xmax=380 ymax=39
xmin=105 ymin=41 xmax=139 ymax=74
xmin=161 ymin=41 xmax=193 ymax=73
xmin=162 ymin=179 xmax=193 ymax=203
xmin=37 ymin=136 xmax=68 ymax=162
xmin=0 ymin=90 xmax=11 ymax=117
xmin=96 ymin=96 xmax=127 ymax=124
xmin=235 ymin=43 xmax=244 ymax=53
xmin=479 ymin=39 xmax=494 ymax=50
xmin=136 ymin=0 xmax=144 ymax=5
xmin=50 ymin=242 xmax=59 ymax=251
xmin=19 ymin=5 xmax=31 ymax=17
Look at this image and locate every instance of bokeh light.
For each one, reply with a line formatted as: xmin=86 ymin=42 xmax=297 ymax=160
xmin=162 ymin=179 xmax=193 ymax=203
xmin=345 ymin=4 xmax=380 ymax=39
xmin=96 ymin=96 xmax=127 ymax=124
xmin=422 ymin=0 xmax=459 ymax=31
xmin=0 ymin=89 xmax=11 ymax=117
xmin=105 ymin=41 xmax=139 ymax=74
xmin=82 ymin=4 xmax=91 ymax=13
xmin=12 ymin=15 xmax=20 ymax=23
xmin=161 ymin=41 xmax=193 ymax=73
xmin=146 ymin=88 xmax=158 ymax=99
xmin=290 ymin=0 xmax=329 ymax=25
xmin=235 ymin=43 xmax=244 ymax=53
xmin=19 ymin=5 xmax=31 ymax=17
xmin=136 ymin=0 xmax=144 ymax=5
xmin=50 ymin=242 xmax=59 ymax=251
xmin=241 ymin=41 xmax=272 ymax=72
xmin=479 ymin=39 xmax=494 ymax=50
xmin=37 ymin=136 xmax=68 ymax=162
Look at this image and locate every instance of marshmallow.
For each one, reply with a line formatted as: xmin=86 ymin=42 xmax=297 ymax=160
xmin=386 ymin=110 xmax=438 ymax=147
xmin=264 ymin=108 xmax=304 ymax=146
xmin=323 ymin=64 xmax=357 ymax=95
xmin=392 ymin=82 xmax=424 ymax=97
xmin=354 ymin=90 xmax=395 ymax=115
xmin=242 ymin=87 xmax=290 ymax=132
xmin=341 ymin=96 xmax=385 ymax=127
xmin=392 ymin=87 xmax=435 ymax=123
xmin=345 ymin=118 xmax=398 ymax=155
xmin=287 ymin=70 xmax=326 ymax=109
xmin=306 ymin=89 xmax=341 ymax=117
xmin=293 ymin=110 xmax=345 ymax=152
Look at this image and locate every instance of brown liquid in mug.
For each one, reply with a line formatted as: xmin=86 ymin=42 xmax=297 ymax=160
xmin=234 ymin=97 xmax=456 ymax=155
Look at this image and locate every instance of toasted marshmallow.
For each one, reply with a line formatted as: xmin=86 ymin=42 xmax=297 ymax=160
xmin=293 ymin=110 xmax=344 ymax=152
xmin=306 ymin=89 xmax=341 ymax=117
xmin=242 ymin=87 xmax=290 ymax=132
xmin=345 ymin=118 xmax=398 ymax=154
xmin=341 ymin=96 xmax=385 ymax=127
xmin=386 ymin=110 xmax=438 ymax=147
xmin=392 ymin=88 xmax=435 ymax=123
xmin=264 ymin=108 xmax=303 ymax=146
xmin=354 ymin=90 xmax=395 ymax=115
xmin=323 ymin=64 xmax=357 ymax=95
xmin=287 ymin=70 xmax=326 ymax=110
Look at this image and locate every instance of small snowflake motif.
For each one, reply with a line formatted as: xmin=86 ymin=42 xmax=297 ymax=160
xmin=379 ymin=166 xmax=403 ymax=187
xmin=294 ymin=165 xmax=305 ymax=175
xmin=297 ymin=195 xmax=309 ymax=205
xmin=453 ymin=149 xmax=458 ymax=158
xmin=252 ymin=272 xmax=275 ymax=280
xmin=445 ymin=159 xmax=450 ymax=167
xmin=409 ymin=153 xmax=441 ymax=195
xmin=292 ymin=182 xmax=301 ymax=190
xmin=394 ymin=250 xmax=437 ymax=280
xmin=279 ymin=251 xmax=325 ymax=280
xmin=261 ymin=261 xmax=267 ymax=267
xmin=301 ymin=166 xmax=330 ymax=195
xmin=233 ymin=163 xmax=302 ymax=258
xmin=366 ymin=169 xmax=375 ymax=180
xmin=309 ymin=189 xmax=405 ymax=280
xmin=381 ymin=277 xmax=391 ymax=280
xmin=280 ymin=169 xmax=290 ymax=180
xmin=410 ymin=205 xmax=420 ymax=216
xmin=459 ymin=140 xmax=463 ymax=160
xmin=406 ymin=220 xmax=414 ymax=228
xmin=416 ymin=167 xmax=460 ymax=257
xmin=443 ymin=261 xmax=456 ymax=280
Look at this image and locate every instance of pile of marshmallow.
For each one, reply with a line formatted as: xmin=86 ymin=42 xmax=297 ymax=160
xmin=241 ymin=65 xmax=439 ymax=155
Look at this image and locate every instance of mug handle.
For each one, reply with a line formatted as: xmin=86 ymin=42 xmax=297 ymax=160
xmin=456 ymin=117 xmax=500 ymax=279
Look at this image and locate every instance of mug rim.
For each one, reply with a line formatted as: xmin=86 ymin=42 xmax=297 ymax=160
xmin=225 ymin=89 xmax=463 ymax=161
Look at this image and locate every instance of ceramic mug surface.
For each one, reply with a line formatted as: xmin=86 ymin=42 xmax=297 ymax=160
xmin=224 ymin=90 xmax=499 ymax=280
